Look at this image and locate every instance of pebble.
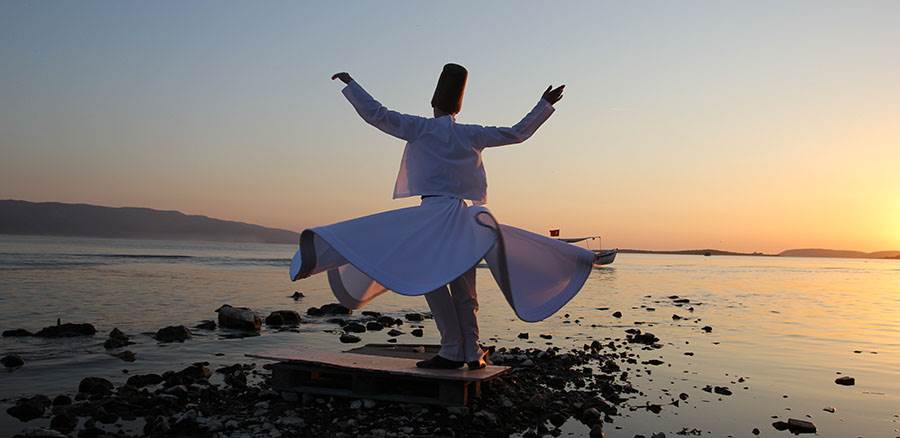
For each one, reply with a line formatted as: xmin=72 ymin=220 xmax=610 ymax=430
xmin=787 ymin=418 xmax=816 ymax=433
xmin=411 ymin=328 xmax=424 ymax=337
xmin=835 ymin=376 xmax=855 ymax=385
xmin=155 ymin=325 xmax=192 ymax=342
xmin=2 ymin=353 xmax=25 ymax=369
xmin=343 ymin=322 xmax=367 ymax=333
xmin=2 ymin=328 xmax=33 ymax=337
xmin=339 ymin=334 xmax=361 ymax=343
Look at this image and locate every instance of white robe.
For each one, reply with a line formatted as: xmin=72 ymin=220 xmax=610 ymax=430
xmin=290 ymin=82 xmax=595 ymax=322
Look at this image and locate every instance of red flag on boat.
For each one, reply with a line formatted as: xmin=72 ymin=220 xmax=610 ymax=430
xmin=549 ymin=229 xmax=560 ymax=237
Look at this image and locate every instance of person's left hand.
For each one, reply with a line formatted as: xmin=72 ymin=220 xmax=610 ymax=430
xmin=542 ymin=85 xmax=565 ymax=105
xmin=331 ymin=72 xmax=353 ymax=84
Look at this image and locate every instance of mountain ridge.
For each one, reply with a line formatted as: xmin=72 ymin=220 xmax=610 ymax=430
xmin=0 ymin=199 xmax=299 ymax=244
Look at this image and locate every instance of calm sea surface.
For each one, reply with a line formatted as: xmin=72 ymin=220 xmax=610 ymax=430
xmin=1 ymin=235 xmax=898 ymax=437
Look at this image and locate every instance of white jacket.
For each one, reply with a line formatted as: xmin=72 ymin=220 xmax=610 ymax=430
xmin=341 ymin=81 xmax=555 ymax=204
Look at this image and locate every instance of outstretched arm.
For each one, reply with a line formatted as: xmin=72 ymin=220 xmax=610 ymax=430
xmin=333 ymin=72 xmax=427 ymax=141
xmin=468 ymin=84 xmax=565 ymax=149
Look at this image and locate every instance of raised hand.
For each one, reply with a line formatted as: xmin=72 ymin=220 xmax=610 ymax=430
xmin=331 ymin=72 xmax=353 ymax=84
xmin=542 ymin=84 xmax=565 ymax=105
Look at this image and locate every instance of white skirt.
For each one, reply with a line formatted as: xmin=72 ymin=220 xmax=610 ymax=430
xmin=289 ymin=196 xmax=595 ymax=322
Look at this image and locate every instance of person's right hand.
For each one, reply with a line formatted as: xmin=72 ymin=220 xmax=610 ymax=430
xmin=331 ymin=72 xmax=353 ymax=84
xmin=542 ymin=85 xmax=565 ymax=105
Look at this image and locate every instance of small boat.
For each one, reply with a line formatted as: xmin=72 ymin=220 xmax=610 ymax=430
xmin=552 ymin=234 xmax=617 ymax=266
xmin=593 ymin=248 xmax=617 ymax=266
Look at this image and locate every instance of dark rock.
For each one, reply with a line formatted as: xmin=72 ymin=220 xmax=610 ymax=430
xmin=216 ymin=304 xmax=262 ymax=331
xmin=387 ymin=338 xmax=397 ymax=343
xmin=103 ymin=337 xmax=131 ymax=349
xmin=290 ymin=291 xmax=305 ymax=300
xmin=2 ymin=353 xmax=24 ymax=369
xmin=111 ymin=350 xmax=136 ymax=362
xmin=626 ymin=330 xmax=659 ymax=345
xmin=679 ymin=392 xmax=689 ymax=400
xmin=322 ymin=303 xmax=351 ymax=315
xmin=612 ymin=311 xmax=622 ymax=318
xmin=642 ymin=359 xmax=664 ymax=366
xmin=144 ymin=415 xmax=171 ymax=436
xmin=2 ymin=328 xmax=32 ymax=337
xmin=6 ymin=395 xmax=50 ymax=422
xmin=224 ymin=369 xmax=247 ymax=388
xmin=79 ymin=377 xmax=114 ymax=396
xmin=387 ymin=329 xmax=404 ymax=337
xmin=787 ymin=418 xmax=816 ymax=433
xmin=672 ymin=314 xmax=683 ymax=320
xmin=34 ymin=322 xmax=96 ymax=338
xmin=713 ymin=386 xmax=732 ymax=396
xmin=362 ymin=311 xmax=382 ymax=318
xmin=752 ymin=427 xmax=760 ymax=435
xmin=154 ymin=325 xmax=191 ymax=342
xmin=52 ymin=395 xmax=72 ymax=406
xmin=265 ymin=310 xmax=302 ymax=327
xmin=518 ymin=332 xmax=529 ymax=339
xmin=340 ymin=334 xmax=361 ymax=343
xmin=835 ymin=376 xmax=855 ymax=385
xmin=548 ymin=412 xmax=566 ymax=427
xmin=174 ymin=363 xmax=212 ymax=381
xmin=344 ymin=322 xmax=367 ymax=333
xmin=103 ymin=327 xmax=133 ymax=349
xmin=50 ymin=412 xmax=78 ymax=433
xmin=772 ymin=421 xmax=789 ymax=431
xmin=539 ymin=334 xmax=552 ymax=340
xmin=108 ymin=327 xmax=127 ymax=340
xmin=126 ymin=373 xmax=164 ymax=388
xmin=195 ymin=320 xmax=216 ymax=330
xmin=366 ymin=321 xmax=385 ymax=331
xmin=701 ymin=326 xmax=712 ymax=333
xmin=411 ymin=328 xmax=424 ymax=337
xmin=377 ymin=316 xmax=398 ymax=327
xmin=405 ymin=313 xmax=424 ymax=322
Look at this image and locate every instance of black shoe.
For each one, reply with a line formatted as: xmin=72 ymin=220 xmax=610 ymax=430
xmin=466 ymin=358 xmax=486 ymax=370
xmin=416 ymin=355 xmax=464 ymax=369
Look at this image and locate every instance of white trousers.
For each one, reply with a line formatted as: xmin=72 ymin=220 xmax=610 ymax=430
xmin=424 ymin=267 xmax=483 ymax=362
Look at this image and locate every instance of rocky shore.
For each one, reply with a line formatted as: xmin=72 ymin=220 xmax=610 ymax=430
xmin=6 ymin=343 xmax=640 ymax=438
xmin=4 ymin=294 xmax=848 ymax=437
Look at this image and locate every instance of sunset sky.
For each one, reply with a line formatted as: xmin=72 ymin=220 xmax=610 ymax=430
xmin=2 ymin=1 xmax=898 ymax=253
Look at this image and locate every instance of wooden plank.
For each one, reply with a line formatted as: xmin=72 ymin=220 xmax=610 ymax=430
xmin=345 ymin=343 xmax=440 ymax=360
xmin=247 ymin=348 xmax=509 ymax=382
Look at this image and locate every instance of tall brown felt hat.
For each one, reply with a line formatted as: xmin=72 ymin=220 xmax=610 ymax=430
xmin=431 ymin=63 xmax=467 ymax=114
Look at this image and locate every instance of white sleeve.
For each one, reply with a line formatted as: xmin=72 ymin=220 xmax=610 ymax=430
xmin=341 ymin=81 xmax=428 ymax=141
xmin=468 ymin=99 xmax=555 ymax=149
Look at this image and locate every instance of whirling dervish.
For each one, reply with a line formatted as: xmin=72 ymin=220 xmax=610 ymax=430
xmin=290 ymin=63 xmax=597 ymax=370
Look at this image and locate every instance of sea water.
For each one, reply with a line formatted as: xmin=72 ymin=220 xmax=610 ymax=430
xmin=1 ymin=235 xmax=898 ymax=437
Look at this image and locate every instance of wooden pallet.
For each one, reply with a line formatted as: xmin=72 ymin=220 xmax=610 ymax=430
xmin=247 ymin=345 xmax=510 ymax=406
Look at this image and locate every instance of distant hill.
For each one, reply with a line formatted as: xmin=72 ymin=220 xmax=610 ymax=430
xmin=0 ymin=200 xmax=299 ymax=244
xmin=618 ymin=248 xmax=773 ymax=257
xmin=779 ymin=248 xmax=900 ymax=259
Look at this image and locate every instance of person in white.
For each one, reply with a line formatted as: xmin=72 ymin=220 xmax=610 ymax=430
xmin=291 ymin=64 xmax=595 ymax=370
